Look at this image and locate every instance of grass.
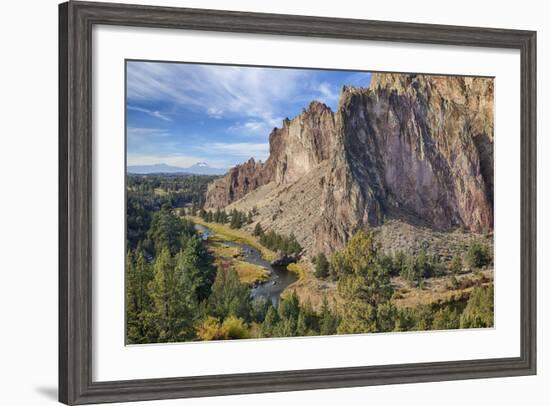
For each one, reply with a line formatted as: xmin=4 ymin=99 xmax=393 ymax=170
xmin=286 ymin=262 xmax=307 ymax=280
xmin=200 ymin=228 xmax=270 ymax=286
xmin=189 ymin=216 xmax=277 ymax=262
xmin=209 ymin=242 xmax=241 ymax=258
xmin=279 ymin=262 xmax=315 ymax=303
xmin=208 ymin=244 xmax=269 ymax=285
xmin=232 ymin=260 xmax=270 ymax=285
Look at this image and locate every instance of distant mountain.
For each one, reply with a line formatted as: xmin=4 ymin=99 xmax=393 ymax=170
xmin=127 ymin=162 xmax=226 ymax=175
xmin=186 ymin=162 xmax=227 ymax=175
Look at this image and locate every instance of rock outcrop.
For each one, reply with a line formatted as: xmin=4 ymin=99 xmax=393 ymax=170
xmin=205 ymin=101 xmax=337 ymax=208
xmin=204 ymin=158 xmax=270 ymax=208
xmin=205 ymin=73 xmax=494 ymax=255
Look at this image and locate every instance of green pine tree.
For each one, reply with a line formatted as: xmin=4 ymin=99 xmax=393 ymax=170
xmin=126 ymin=248 xmax=155 ymax=344
xmin=253 ymin=222 xmax=264 ymax=237
xmin=314 ymin=253 xmax=329 ymax=279
xmin=208 ymin=267 xmax=251 ymax=321
xmin=334 ymin=231 xmax=393 ymax=334
xmin=318 ymin=296 xmax=339 ymax=335
xmin=149 ymin=247 xmax=197 ymax=342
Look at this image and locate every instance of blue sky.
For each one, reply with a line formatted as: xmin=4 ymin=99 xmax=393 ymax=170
xmin=126 ymin=61 xmax=372 ymax=169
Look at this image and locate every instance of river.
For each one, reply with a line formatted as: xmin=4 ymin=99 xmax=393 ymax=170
xmin=194 ymin=223 xmax=297 ymax=305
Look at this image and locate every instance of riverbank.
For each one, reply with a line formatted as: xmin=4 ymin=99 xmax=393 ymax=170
xmin=187 ymin=218 xmax=333 ymax=310
xmin=187 ymin=216 xmax=277 ymax=262
xmin=281 ymin=261 xmax=338 ymax=311
xmin=187 ymin=216 xmax=301 ymax=303
xmin=208 ymin=240 xmax=270 ymax=285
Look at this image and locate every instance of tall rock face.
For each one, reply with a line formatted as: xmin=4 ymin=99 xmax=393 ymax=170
xmin=205 ymin=101 xmax=337 ymax=208
xmin=266 ymin=101 xmax=337 ymax=185
xmin=313 ymin=74 xmax=494 ymax=253
xmin=205 ymin=73 xmax=494 ymax=255
xmin=204 ymin=158 xmax=270 ymax=209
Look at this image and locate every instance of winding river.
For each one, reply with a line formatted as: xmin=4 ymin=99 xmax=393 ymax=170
xmin=195 ymin=224 xmax=297 ymax=305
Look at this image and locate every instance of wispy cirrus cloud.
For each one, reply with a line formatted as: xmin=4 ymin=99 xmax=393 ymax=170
xmin=228 ymin=119 xmax=282 ymax=137
xmin=316 ymin=82 xmax=339 ymax=104
xmin=127 ymin=105 xmax=172 ymax=121
xmin=127 ymin=62 xmax=307 ymax=134
xmin=127 ymin=127 xmax=172 ymax=138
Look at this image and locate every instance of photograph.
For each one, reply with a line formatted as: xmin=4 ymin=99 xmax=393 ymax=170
xmin=125 ymin=61 xmax=495 ymax=344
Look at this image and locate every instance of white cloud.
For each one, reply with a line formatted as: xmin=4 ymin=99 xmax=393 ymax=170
xmin=207 ymin=107 xmax=224 ymax=118
xmin=127 ymin=127 xmax=171 ymax=136
xmin=228 ymin=118 xmax=281 ymax=137
xmin=243 ymin=121 xmax=264 ymax=132
xmin=317 ymin=82 xmax=339 ymax=103
xmin=127 ymin=62 xmax=305 ymax=134
xmin=127 ymin=105 xmax=172 ymax=121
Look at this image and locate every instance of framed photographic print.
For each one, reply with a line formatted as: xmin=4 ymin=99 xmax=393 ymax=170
xmin=59 ymin=1 xmax=536 ymax=404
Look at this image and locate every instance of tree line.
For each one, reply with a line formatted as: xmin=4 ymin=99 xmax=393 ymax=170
xmin=127 ymin=174 xmax=215 ymax=250
xmin=198 ymin=208 xmax=255 ymax=229
xmin=254 ymin=223 xmax=302 ymax=257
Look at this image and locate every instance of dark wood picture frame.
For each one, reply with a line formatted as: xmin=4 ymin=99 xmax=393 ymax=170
xmin=59 ymin=1 xmax=537 ymax=404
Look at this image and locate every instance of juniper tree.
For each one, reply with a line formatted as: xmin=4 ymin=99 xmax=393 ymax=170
xmin=333 ymin=231 xmax=393 ymax=334
xmin=314 ymin=252 xmax=329 ymax=279
xmin=253 ymin=222 xmax=264 ymax=237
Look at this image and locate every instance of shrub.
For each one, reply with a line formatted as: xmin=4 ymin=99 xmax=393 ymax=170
xmin=399 ymin=249 xmax=438 ymax=285
xmin=222 ymin=316 xmax=250 ymax=339
xmin=378 ymin=254 xmax=397 ymax=277
xmin=449 ymin=275 xmax=459 ymax=289
xmin=313 ymin=253 xmax=330 ymax=279
xmin=432 ymin=307 xmax=460 ymax=330
xmin=393 ymin=308 xmax=416 ymax=332
xmin=416 ymin=248 xmax=434 ymax=278
xmin=393 ymin=251 xmax=406 ymax=274
xmin=460 ymin=285 xmax=494 ymax=328
xmin=466 ymin=241 xmax=492 ymax=269
xmin=376 ymin=302 xmax=397 ymax=332
xmin=450 ymin=255 xmax=463 ymax=275
xmin=400 ymin=256 xmax=420 ymax=285
xmin=196 ymin=316 xmax=226 ymax=341
xmin=253 ymin=222 xmax=264 ymax=237
xmin=195 ymin=315 xmax=250 ymax=340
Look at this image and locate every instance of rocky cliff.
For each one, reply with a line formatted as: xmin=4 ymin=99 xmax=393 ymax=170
xmin=205 ymin=73 xmax=494 ymax=255
xmin=204 ymin=101 xmax=337 ymax=208
xmin=204 ymin=158 xmax=269 ymax=208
